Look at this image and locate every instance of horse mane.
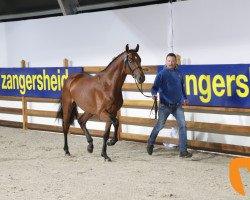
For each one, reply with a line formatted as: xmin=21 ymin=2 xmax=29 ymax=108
xmin=101 ymin=51 xmax=125 ymax=72
xmin=101 ymin=49 xmax=139 ymax=73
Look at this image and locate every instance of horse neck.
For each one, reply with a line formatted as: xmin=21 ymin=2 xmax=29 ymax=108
xmin=99 ymin=54 xmax=127 ymax=92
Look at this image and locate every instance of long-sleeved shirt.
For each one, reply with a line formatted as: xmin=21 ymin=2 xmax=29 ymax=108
xmin=151 ymin=67 xmax=187 ymax=104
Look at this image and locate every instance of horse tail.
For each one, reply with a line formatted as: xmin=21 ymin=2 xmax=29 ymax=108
xmin=56 ymin=99 xmax=63 ymax=121
xmin=69 ymin=102 xmax=78 ymax=125
xmin=56 ymin=99 xmax=78 ymax=125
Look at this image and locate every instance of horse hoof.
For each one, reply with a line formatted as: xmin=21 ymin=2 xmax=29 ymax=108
xmin=107 ymin=139 xmax=118 ymax=146
xmin=106 ymin=158 xmax=112 ymax=162
xmin=104 ymin=157 xmax=112 ymax=162
xmin=101 ymin=153 xmax=112 ymax=161
xmin=87 ymin=144 xmax=94 ymax=153
xmin=65 ymin=152 xmax=71 ymax=156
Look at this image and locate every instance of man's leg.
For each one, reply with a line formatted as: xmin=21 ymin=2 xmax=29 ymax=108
xmin=173 ymin=106 xmax=192 ymax=157
xmin=147 ymin=104 xmax=170 ymax=155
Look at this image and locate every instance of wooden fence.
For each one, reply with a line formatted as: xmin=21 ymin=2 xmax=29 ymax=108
xmin=0 ymin=59 xmax=250 ymax=156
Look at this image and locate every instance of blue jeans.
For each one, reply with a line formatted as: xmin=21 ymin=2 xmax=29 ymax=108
xmin=148 ymin=103 xmax=188 ymax=152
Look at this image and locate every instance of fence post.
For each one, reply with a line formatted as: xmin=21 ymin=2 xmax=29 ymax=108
xmin=117 ymin=109 xmax=122 ymax=140
xmin=21 ymin=60 xmax=27 ymax=129
xmin=63 ymin=58 xmax=70 ymax=133
xmin=63 ymin=58 xmax=69 ymax=67
xmin=176 ymin=54 xmax=181 ymax=65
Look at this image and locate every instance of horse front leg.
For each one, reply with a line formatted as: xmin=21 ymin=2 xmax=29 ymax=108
xmin=101 ymin=122 xmax=112 ymax=161
xmin=107 ymin=116 xmax=119 ymax=146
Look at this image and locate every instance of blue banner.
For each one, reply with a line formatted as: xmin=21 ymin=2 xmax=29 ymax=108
xmin=158 ymin=64 xmax=250 ymax=108
xmin=0 ymin=67 xmax=83 ymax=98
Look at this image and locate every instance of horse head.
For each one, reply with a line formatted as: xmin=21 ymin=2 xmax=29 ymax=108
xmin=124 ymin=44 xmax=145 ymax=84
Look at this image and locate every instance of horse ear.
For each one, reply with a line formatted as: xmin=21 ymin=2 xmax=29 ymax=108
xmin=135 ymin=44 xmax=139 ymax=52
xmin=126 ymin=44 xmax=129 ymax=53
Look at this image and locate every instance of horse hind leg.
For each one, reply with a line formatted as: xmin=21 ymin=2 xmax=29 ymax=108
xmin=78 ymin=112 xmax=94 ymax=153
xmin=63 ymin=121 xmax=70 ymax=156
xmin=62 ymin=101 xmax=78 ymax=156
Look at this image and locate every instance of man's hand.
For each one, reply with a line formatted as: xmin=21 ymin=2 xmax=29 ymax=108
xmin=184 ymin=99 xmax=189 ymax=106
xmin=152 ymin=95 xmax=157 ymax=100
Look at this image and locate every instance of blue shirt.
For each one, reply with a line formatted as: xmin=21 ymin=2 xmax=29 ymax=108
xmin=151 ymin=67 xmax=187 ymax=104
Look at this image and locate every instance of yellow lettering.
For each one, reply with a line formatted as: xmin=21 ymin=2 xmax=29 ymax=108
xmin=57 ymin=69 xmax=61 ymax=91
xmin=1 ymin=69 xmax=72 ymax=95
xmin=37 ymin=75 xmax=43 ymax=90
xmin=1 ymin=74 xmax=7 ymax=89
xmin=51 ymin=75 xmax=58 ymax=91
xmin=26 ymin=75 xmax=32 ymax=90
xmin=12 ymin=75 xmax=18 ymax=89
xmin=198 ymin=75 xmax=211 ymax=103
xmin=185 ymin=75 xmax=198 ymax=95
xmin=32 ymin=75 xmax=37 ymax=90
xmin=6 ymin=74 xmax=13 ymax=89
xmin=43 ymin=69 xmax=51 ymax=90
xmin=212 ymin=75 xmax=225 ymax=97
xmin=19 ymin=75 xmax=26 ymax=95
xmin=236 ymin=75 xmax=249 ymax=97
xmin=61 ymin=69 xmax=68 ymax=87
xmin=226 ymin=75 xmax=236 ymax=96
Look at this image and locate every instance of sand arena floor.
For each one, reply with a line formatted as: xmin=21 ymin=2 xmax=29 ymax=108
xmin=0 ymin=126 xmax=249 ymax=200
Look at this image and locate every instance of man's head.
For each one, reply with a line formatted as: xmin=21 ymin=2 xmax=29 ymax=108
xmin=165 ymin=53 xmax=177 ymax=69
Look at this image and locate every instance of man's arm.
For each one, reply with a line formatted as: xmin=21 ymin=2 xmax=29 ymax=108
xmin=151 ymin=73 xmax=162 ymax=97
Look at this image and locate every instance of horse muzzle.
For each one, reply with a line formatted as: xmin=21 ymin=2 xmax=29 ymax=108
xmin=136 ymin=73 xmax=145 ymax=84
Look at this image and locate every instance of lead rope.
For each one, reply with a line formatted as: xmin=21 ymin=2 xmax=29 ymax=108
xmin=125 ymin=55 xmax=158 ymax=119
xmin=134 ymin=79 xmax=158 ymax=119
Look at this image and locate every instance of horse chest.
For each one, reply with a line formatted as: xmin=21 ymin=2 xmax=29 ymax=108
xmin=103 ymin=96 xmax=123 ymax=111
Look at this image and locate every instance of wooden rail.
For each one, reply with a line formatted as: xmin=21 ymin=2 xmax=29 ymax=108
xmin=0 ymin=61 xmax=249 ymax=156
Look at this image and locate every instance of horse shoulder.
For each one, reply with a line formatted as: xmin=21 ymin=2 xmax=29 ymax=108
xmin=94 ymin=75 xmax=110 ymax=91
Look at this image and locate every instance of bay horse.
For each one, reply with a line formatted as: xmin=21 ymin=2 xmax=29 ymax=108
xmin=56 ymin=44 xmax=145 ymax=161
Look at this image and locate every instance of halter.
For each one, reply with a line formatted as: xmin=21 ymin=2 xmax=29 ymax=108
xmin=124 ymin=54 xmax=158 ymax=120
xmin=124 ymin=54 xmax=140 ymax=78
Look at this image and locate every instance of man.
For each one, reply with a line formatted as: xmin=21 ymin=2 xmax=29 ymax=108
xmin=147 ymin=53 xmax=192 ymax=158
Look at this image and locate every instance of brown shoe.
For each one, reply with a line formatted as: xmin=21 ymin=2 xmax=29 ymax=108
xmin=180 ymin=151 xmax=192 ymax=158
xmin=147 ymin=144 xmax=154 ymax=155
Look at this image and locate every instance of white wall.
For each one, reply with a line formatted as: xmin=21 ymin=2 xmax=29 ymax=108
xmin=0 ymin=23 xmax=7 ymax=66
xmin=174 ymin=0 xmax=250 ymax=64
xmin=4 ymin=4 xmax=171 ymax=67
xmin=1 ymin=0 xmax=250 ymax=147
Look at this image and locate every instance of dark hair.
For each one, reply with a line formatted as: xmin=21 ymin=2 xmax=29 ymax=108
xmin=166 ymin=53 xmax=176 ymax=59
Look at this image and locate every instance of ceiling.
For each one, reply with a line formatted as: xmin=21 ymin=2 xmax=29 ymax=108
xmin=0 ymin=0 xmax=182 ymax=22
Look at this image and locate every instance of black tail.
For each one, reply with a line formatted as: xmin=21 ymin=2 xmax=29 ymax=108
xmin=69 ymin=102 xmax=78 ymax=125
xmin=56 ymin=99 xmax=78 ymax=125
xmin=56 ymin=99 xmax=63 ymax=121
